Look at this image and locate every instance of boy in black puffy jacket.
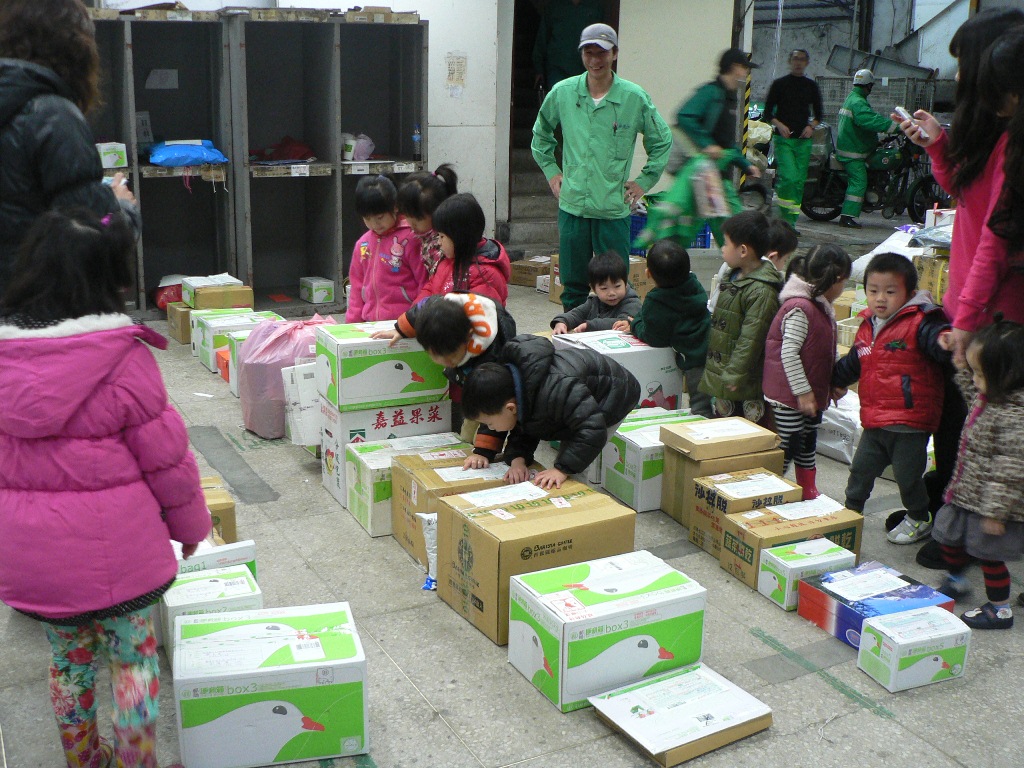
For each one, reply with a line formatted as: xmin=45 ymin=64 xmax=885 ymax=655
xmin=461 ymin=335 xmax=641 ymax=489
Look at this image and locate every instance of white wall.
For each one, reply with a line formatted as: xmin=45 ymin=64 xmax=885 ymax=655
xmin=916 ymin=0 xmax=969 ymax=79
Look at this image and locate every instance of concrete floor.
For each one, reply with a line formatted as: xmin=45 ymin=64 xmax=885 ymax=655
xmin=2 ymin=213 xmax=1022 ymax=768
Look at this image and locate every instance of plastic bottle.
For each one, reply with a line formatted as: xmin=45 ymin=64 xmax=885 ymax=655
xmin=412 ymin=124 xmax=422 ymax=162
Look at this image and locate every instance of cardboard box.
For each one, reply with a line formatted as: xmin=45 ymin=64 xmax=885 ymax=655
xmin=720 ymin=496 xmax=864 ymax=590
xmin=602 ymin=411 xmax=706 ymax=512
xmin=166 ymin=301 xmax=192 ymax=345
xmin=509 ymin=550 xmax=706 ymax=712
xmin=690 ymin=469 xmax=803 ymax=558
xmin=628 ymin=256 xmax=653 ymax=299
xmin=390 ymin=449 xmax=525 ymax=571
xmin=833 ymin=297 xmax=854 ymax=321
xmin=549 ymin=254 xmax=563 ymax=305
xmin=758 ymin=540 xmax=857 ymax=611
xmin=913 ymin=254 xmax=950 ymax=304
xmin=96 ymin=142 xmax=127 ymax=168
xmin=201 ymin=476 xmax=237 ymax=544
xmin=196 ymin=311 xmax=281 ymax=373
xmin=345 ymin=5 xmax=393 ymax=22
xmin=589 ymin=665 xmax=772 ymax=767
xmin=924 ymin=207 xmax=955 ymax=229
xmin=162 ymin=565 xmax=262 ymax=669
xmin=511 ymin=256 xmax=551 ymax=287
xmin=344 ymin=432 xmax=463 ymax=537
xmin=299 ymin=276 xmax=335 ymax=304
xmin=189 ymin=308 xmax=252 ymax=358
xmin=314 ymin=321 xmax=449 ymax=411
xmin=437 ymin=479 xmax=636 ymax=645
xmin=578 ymin=406 xmax=669 ymax=487
xmin=552 ymin=330 xmax=684 ymax=410
xmin=320 ymin=400 xmax=452 ymax=508
xmin=858 ymin=606 xmax=970 ymax=692
xmin=660 ymin=417 xmax=780 ymax=462
xmin=216 ymin=349 xmax=230 ymax=383
xmin=282 ymin=363 xmax=321 ymax=447
xmin=174 ymin=603 xmax=368 ymax=768
xmin=182 ymin=274 xmax=250 ymax=309
xmin=536 ymin=274 xmax=550 ymax=294
xmin=798 ymin=561 xmax=954 ymax=649
xmin=660 ymin=447 xmax=785 ymax=529
xmin=226 ymin=330 xmax=251 ymax=398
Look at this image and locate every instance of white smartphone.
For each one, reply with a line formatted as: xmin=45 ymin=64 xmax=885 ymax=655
xmin=895 ymin=106 xmax=929 ymax=140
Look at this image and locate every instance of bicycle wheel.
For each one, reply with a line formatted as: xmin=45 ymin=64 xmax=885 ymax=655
xmin=907 ymin=174 xmax=951 ymax=225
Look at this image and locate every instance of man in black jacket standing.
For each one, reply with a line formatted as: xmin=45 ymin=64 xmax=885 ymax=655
xmin=764 ymin=49 xmax=823 ymax=226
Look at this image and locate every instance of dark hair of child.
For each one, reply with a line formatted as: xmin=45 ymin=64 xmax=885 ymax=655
xmin=646 ymin=240 xmax=691 ymax=288
xmin=431 ymin=193 xmax=486 ymax=290
xmin=767 ymin=219 xmax=799 ymax=259
xmin=0 ymin=207 xmax=133 ymax=323
xmin=863 ymin=251 xmax=918 ymax=293
xmin=721 ymin=210 xmax=770 ymax=258
xmin=397 ymin=164 xmax=458 ymax=219
xmin=415 ymin=299 xmax=471 ymax=357
xmin=354 ymin=174 xmax=398 ymax=218
xmin=587 ymin=251 xmax=628 ymax=288
xmin=969 ymin=316 xmax=1024 ymax=403
xmin=461 ymin=362 xmax=515 ymax=419
xmin=785 ymin=243 xmax=851 ymax=297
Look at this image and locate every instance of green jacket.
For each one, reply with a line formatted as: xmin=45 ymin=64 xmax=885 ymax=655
xmin=676 ymin=79 xmax=752 ymax=172
xmin=630 ymin=275 xmax=710 ymax=371
xmin=700 ymin=259 xmax=782 ymax=400
xmin=532 ymin=72 xmax=672 ymax=219
xmin=836 ymin=85 xmax=898 ymax=160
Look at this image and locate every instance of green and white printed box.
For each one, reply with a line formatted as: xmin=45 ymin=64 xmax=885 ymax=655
xmin=602 ymin=410 xmax=705 ymax=511
xmin=226 ymin=330 xmax=252 ymax=397
xmin=182 ymin=273 xmax=243 ymax=308
xmin=197 ymin=311 xmax=282 ymax=373
xmin=299 ymin=277 xmax=334 ymax=304
xmin=282 ymin=363 xmax=320 ymax=447
xmin=96 ymin=141 xmax=127 ymax=168
xmin=509 ymin=550 xmax=706 ymax=712
xmin=321 ymin=399 xmax=452 ymax=508
xmin=174 ymin=603 xmax=368 ymax=768
xmin=162 ymin=565 xmax=262 ymax=669
xmin=190 ymin=308 xmax=252 ymax=357
xmin=858 ymin=606 xmax=971 ymax=693
xmin=758 ymin=540 xmax=856 ymax=611
xmin=345 ymin=432 xmax=462 ymax=537
xmin=314 ymin=322 xmax=449 ymax=411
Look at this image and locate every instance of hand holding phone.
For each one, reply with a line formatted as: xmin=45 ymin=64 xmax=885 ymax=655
xmin=895 ymin=107 xmax=929 ymax=141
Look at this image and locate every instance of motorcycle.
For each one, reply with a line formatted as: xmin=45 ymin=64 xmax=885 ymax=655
xmin=800 ymin=123 xmax=950 ymax=224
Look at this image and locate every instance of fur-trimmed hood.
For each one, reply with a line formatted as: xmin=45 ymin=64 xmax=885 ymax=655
xmin=779 ymin=274 xmax=836 ymax=322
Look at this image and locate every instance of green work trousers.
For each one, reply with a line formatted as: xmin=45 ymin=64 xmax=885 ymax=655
xmin=774 ymin=135 xmax=813 ymax=224
xmin=839 ymin=157 xmax=867 ymax=218
xmin=557 ymin=210 xmax=630 ymax=310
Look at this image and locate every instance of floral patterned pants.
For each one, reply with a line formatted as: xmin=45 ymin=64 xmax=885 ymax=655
xmin=42 ymin=607 xmax=160 ymax=768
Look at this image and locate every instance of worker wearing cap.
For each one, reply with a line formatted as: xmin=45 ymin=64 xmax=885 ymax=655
xmin=532 ymin=22 xmax=671 ymax=311
xmin=836 ymin=69 xmax=899 ymax=228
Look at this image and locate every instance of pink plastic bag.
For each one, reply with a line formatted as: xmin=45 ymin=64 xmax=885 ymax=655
xmin=238 ymin=314 xmax=335 ymax=439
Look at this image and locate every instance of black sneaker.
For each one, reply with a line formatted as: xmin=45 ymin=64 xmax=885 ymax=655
xmin=915 ymin=538 xmax=947 ymax=569
xmin=839 ymin=215 xmax=862 ymax=229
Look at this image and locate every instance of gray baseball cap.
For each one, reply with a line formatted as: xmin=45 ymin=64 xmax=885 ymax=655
xmin=579 ymin=23 xmax=617 ymax=50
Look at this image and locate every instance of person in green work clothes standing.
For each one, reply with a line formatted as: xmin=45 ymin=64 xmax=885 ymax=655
xmin=836 ymin=69 xmax=899 ymax=228
xmin=532 ymin=0 xmax=603 ymax=90
xmin=764 ymin=49 xmax=823 ymax=225
xmin=532 ymin=22 xmax=672 ymax=311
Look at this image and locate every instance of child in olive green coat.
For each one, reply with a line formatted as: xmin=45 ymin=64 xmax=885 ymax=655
xmin=699 ymin=210 xmax=783 ymax=428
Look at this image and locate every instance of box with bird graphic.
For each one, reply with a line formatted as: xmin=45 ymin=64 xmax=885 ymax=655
xmin=509 ymin=550 xmax=706 ymax=712
xmin=174 ymin=602 xmax=368 ymax=768
xmin=757 ymin=540 xmax=857 ymax=611
xmin=314 ymin=321 xmax=449 ymax=411
xmin=857 ymin=605 xmax=971 ymax=693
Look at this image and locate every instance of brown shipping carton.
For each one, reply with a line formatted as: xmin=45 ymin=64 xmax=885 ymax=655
xmin=719 ymin=499 xmax=864 ymax=589
xmin=548 ymin=254 xmax=563 ymax=305
xmin=166 ymin=302 xmax=192 ymax=345
xmin=200 ymin=476 xmax=237 ymax=544
xmin=660 ymin=417 xmax=779 ymax=462
xmin=689 ymin=469 xmax=802 ymax=558
xmin=510 ymin=256 xmax=551 ymax=287
xmin=192 ymin=285 xmax=255 ymax=310
xmin=628 ymin=256 xmax=653 ymax=299
xmin=436 ymin=480 xmax=636 ymax=645
xmin=661 ymin=448 xmax=785 ymax=529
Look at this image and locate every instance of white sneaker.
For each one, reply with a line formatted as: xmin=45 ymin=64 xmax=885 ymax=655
xmin=887 ymin=515 xmax=933 ymax=544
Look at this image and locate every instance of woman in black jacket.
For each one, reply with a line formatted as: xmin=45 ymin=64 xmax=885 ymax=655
xmin=0 ymin=0 xmax=139 ymax=296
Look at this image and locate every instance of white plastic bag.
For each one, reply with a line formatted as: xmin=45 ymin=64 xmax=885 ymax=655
xmin=353 ymin=134 xmax=375 ymax=161
xmin=817 ymin=391 xmax=862 ymax=465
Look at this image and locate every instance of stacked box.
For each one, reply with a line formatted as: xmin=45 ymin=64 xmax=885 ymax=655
xmin=798 ymin=561 xmax=954 ymax=649
xmin=552 ymin=330 xmax=684 ymax=410
xmin=602 ymin=410 xmax=706 ymax=511
xmin=344 ymin=433 xmax=463 ymax=537
xmin=181 ymin=274 xmax=250 ymax=310
xmin=190 ymin=308 xmax=253 ymax=357
xmin=436 ymin=479 xmax=636 ymax=645
xmin=226 ymin=330 xmax=252 ymax=397
xmin=858 ymin=606 xmax=970 ymax=692
xmin=510 ymin=256 xmax=551 ymax=287
xmin=196 ymin=311 xmax=282 ymax=373
xmin=690 ymin=469 xmax=802 ymax=558
xmin=174 ymin=603 xmax=368 ymax=768
xmin=509 ymin=551 xmax=706 ymax=712
xmin=580 ymin=406 xmax=669 ymax=485
xmin=216 ymin=349 xmax=230 ymax=383
xmin=299 ymin=276 xmax=334 ymax=304
xmin=758 ymin=540 xmax=857 ymax=610
xmin=320 ymin=400 xmax=452 ymax=508
xmin=548 ymin=254 xmax=563 ymax=305
xmin=166 ymin=302 xmax=192 ymax=345
xmin=200 ymin=476 xmax=237 ymax=544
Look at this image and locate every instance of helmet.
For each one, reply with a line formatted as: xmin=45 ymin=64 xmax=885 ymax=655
xmin=853 ymin=69 xmax=875 ymax=86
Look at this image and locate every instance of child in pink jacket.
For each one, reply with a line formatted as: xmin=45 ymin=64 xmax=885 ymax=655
xmin=0 ymin=208 xmax=210 ymax=768
xmin=346 ymin=174 xmax=426 ymax=322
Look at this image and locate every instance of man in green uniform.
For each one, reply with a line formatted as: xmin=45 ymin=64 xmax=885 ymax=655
xmin=836 ymin=69 xmax=899 ymax=228
xmin=532 ymin=22 xmax=671 ymax=311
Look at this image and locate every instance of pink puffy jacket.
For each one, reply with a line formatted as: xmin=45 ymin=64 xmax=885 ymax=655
xmin=0 ymin=315 xmax=210 ymax=619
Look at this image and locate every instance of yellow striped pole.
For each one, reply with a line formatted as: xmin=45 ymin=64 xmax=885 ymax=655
xmin=741 ymin=53 xmax=752 ymax=186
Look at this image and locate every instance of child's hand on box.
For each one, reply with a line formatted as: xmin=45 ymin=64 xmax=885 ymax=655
xmin=504 ymin=457 xmax=530 ymax=484
xmin=370 ymin=329 xmax=402 ymax=347
xmin=463 ymin=454 xmax=490 ymax=470
xmin=533 ymin=468 xmax=567 ymax=489
xmin=552 ymin=322 xmax=569 ymax=335
xmin=571 ymin=322 xmax=588 ymax=333
xmin=612 ymin=319 xmax=631 ymax=332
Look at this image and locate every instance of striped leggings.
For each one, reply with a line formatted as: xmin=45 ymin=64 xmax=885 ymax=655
xmin=770 ymin=402 xmax=819 ymax=473
xmin=939 ymin=544 xmax=1012 ymax=604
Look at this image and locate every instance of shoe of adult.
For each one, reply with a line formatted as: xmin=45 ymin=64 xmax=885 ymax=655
xmin=839 ymin=215 xmax=862 ymax=228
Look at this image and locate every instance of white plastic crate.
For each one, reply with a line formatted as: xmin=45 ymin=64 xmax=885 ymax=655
xmin=837 ymin=317 xmax=862 ymax=347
